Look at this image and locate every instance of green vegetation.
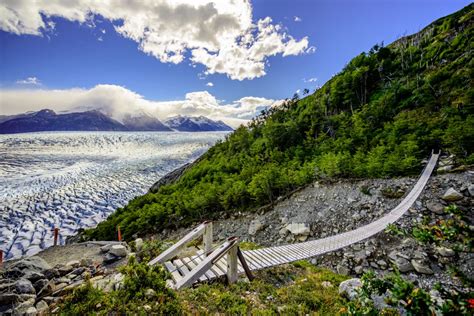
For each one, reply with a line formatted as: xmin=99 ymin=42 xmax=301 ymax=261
xmin=345 ymin=271 xmax=473 ymax=315
xmin=88 ymin=5 xmax=474 ymax=241
xmin=411 ymin=205 xmax=472 ymax=250
xmin=60 ymin=258 xmax=349 ymax=315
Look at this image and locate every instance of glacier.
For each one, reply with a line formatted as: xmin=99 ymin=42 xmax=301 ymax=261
xmin=0 ymin=131 xmax=226 ymax=260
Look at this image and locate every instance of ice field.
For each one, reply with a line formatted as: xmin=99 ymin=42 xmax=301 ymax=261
xmin=0 ymin=131 xmax=226 ymax=260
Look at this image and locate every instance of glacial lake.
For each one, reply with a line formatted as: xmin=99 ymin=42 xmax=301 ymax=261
xmin=0 ymin=131 xmax=227 ymax=260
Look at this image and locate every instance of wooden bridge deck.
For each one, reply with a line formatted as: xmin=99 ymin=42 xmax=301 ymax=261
xmin=162 ymin=153 xmax=439 ymax=287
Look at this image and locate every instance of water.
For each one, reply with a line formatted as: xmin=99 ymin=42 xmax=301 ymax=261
xmin=0 ymin=131 xmax=226 ymax=260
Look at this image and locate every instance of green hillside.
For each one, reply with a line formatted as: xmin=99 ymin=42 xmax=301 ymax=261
xmin=88 ymin=4 xmax=473 ymax=241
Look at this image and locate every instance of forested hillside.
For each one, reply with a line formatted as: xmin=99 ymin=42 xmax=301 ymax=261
xmin=89 ymin=4 xmax=473 ymax=241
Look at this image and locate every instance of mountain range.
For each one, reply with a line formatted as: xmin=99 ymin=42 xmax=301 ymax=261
xmin=0 ymin=109 xmax=233 ymax=134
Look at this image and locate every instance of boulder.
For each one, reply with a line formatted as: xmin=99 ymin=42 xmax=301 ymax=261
xmin=36 ymin=300 xmax=49 ymax=315
xmin=15 ymin=279 xmax=35 ymax=294
xmin=286 ymin=223 xmax=310 ymax=236
xmin=135 ymin=238 xmax=144 ymax=251
xmin=411 ymin=260 xmax=434 ymax=274
xmin=7 ymin=256 xmax=51 ymax=279
xmin=109 ymin=245 xmax=128 ymax=257
xmin=426 ymin=202 xmax=444 ymax=215
xmin=441 ymin=188 xmax=463 ymax=202
xmin=468 ymin=184 xmax=474 ymax=197
xmin=354 ymin=266 xmax=364 ymax=275
xmin=393 ymin=257 xmax=414 ymax=273
xmin=339 ymin=278 xmax=362 ymax=300
xmin=436 ymin=246 xmax=455 ymax=257
xmin=336 ymin=264 xmax=350 ymax=276
xmin=100 ymin=244 xmax=113 ymax=253
xmin=248 ymin=219 xmax=264 ymax=236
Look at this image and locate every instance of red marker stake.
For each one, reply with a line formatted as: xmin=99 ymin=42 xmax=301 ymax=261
xmin=117 ymin=226 xmax=122 ymax=241
xmin=0 ymin=250 xmax=3 ymax=266
xmin=53 ymin=227 xmax=59 ymax=246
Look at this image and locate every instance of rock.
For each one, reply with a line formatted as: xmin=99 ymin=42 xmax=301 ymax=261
xmin=426 ymin=201 xmax=444 ymax=215
xmin=36 ymin=300 xmax=49 ymax=315
xmin=336 ymin=264 xmax=350 ymax=275
xmin=15 ymin=279 xmax=35 ymax=294
xmin=393 ymin=257 xmax=414 ymax=273
xmin=58 ymin=265 xmax=74 ymax=275
xmin=109 ymin=245 xmax=128 ymax=257
xmin=468 ymin=184 xmax=474 ymax=197
xmin=286 ymin=223 xmax=310 ymax=236
xmin=66 ymin=260 xmax=80 ymax=268
xmin=339 ymin=278 xmax=362 ymax=300
xmin=248 ymin=219 xmax=264 ymax=236
xmin=145 ymin=288 xmax=156 ymax=298
xmin=43 ymin=269 xmax=59 ymax=280
xmin=33 ymin=279 xmax=49 ymax=292
xmin=135 ymin=238 xmax=144 ymax=251
xmin=436 ymin=246 xmax=455 ymax=257
xmin=437 ymin=165 xmax=452 ymax=173
xmin=354 ymin=266 xmax=364 ymax=274
xmin=100 ymin=244 xmax=113 ymax=253
xmin=441 ymin=188 xmax=463 ymax=202
xmin=278 ymin=227 xmax=289 ymax=237
xmin=0 ymin=293 xmax=21 ymax=305
xmin=103 ymin=253 xmax=120 ymax=264
xmin=411 ymin=260 xmax=434 ymax=274
xmin=24 ymin=307 xmax=37 ymax=316
xmin=430 ymin=290 xmax=445 ymax=308
xmin=376 ymin=260 xmax=387 ymax=268
xmin=321 ymin=281 xmax=332 ymax=288
xmin=7 ymin=256 xmax=51 ymax=279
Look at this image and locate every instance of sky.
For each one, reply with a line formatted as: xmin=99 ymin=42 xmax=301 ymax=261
xmin=0 ymin=0 xmax=471 ymax=127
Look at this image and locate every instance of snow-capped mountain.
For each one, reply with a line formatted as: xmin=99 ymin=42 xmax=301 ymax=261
xmin=164 ymin=115 xmax=233 ymax=132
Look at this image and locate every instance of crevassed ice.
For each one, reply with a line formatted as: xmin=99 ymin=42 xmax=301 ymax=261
xmin=0 ymin=131 xmax=226 ymax=260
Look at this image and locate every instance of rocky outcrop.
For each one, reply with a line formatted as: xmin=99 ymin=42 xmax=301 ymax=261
xmin=149 ymin=158 xmax=203 ymax=193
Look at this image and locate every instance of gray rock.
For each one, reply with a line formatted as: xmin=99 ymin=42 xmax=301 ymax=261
xmin=8 ymin=256 xmax=51 ymax=279
xmin=103 ymin=253 xmax=120 ymax=264
xmin=145 ymin=288 xmax=156 ymax=299
xmin=441 ymin=188 xmax=463 ymax=202
xmin=426 ymin=201 xmax=444 ymax=215
xmin=393 ymin=257 xmax=414 ymax=273
xmin=286 ymin=223 xmax=310 ymax=236
xmin=100 ymin=244 xmax=113 ymax=253
xmin=337 ymin=264 xmax=350 ymax=275
xmin=354 ymin=266 xmax=364 ymax=274
xmin=468 ymin=184 xmax=474 ymax=197
xmin=109 ymin=245 xmax=128 ymax=257
xmin=15 ymin=279 xmax=36 ymax=294
xmin=36 ymin=300 xmax=49 ymax=315
xmin=411 ymin=260 xmax=434 ymax=274
xmin=339 ymin=278 xmax=362 ymax=300
xmin=248 ymin=219 xmax=264 ymax=236
xmin=66 ymin=260 xmax=80 ymax=268
xmin=436 ymin=246 xmax=455 ymax=257
xmin=134 ymin=238 xmax=144 ymax=251
xmin=24 ymin=307 xmax=37 ymax=316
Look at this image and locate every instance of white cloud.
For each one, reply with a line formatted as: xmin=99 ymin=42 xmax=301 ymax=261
xmin=16 ymin=77 xmax=41 ymax=85
xmin=0 ymin=0 xmax=311 ymax=80
xmin=206 ymin=82 xmax=214 ymax=87
xmin=0 ymin=85 xmax=281 ymax=128
xmin=294 ymin=16 xmax=302 ymax=22
xmin=303 ymin=77 xmax=317 ymax=83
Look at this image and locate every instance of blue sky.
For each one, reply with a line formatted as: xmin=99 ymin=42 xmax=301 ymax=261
xmin=0 ymin=0 xmax=471 ymax=125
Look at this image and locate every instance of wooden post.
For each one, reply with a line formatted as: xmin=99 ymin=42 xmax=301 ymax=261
xmin=226 ymin=240 xmax=238 ymax=284
xmin=237 ymin=248 xmax=254 ymax=281
xmin=117 ymin=225 xmax=122 ymax=241
xmin=53 ymin=228 xmax=59 ymax=246
xmin=0 ymin=250 xmax=3 ymax=266
xmin=203 ymin=221 xmax=213 ymax=256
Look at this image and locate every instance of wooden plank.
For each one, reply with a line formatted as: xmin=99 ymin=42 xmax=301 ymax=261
xmin=173 ymin=258 xmax=191 ymax=277
xmin=181 ymin=257 xmax=208 ymax=282
xmin=174 ymin=238 xmax=239 ymax=290
xmin=245 ymin=250 xmax=269 ymax=268
xmin=257 ymin=248 xmax=284 ymax=265
xmin=149 ymin=222 xmax=207 ymax=265
xmin=197 ymin=250 xmax=223 ymax=278
xmin=214 ymin=256 xmax=228 ymax=275
xmin=163 ymin=261 xmax=183 ymax=283
xmin=239 ymin=252 xmax=260 ymax=270
xmin=250 ymin=250 xmax=274 ymax=268
xmin=190 ymin=254 xmax=216 ymax=280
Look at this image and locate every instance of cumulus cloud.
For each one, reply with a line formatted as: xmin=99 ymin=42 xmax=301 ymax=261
xmin=0 ymin=85 xmax=281 ymax=128
xmin=303 ymin=77 xmax=317 ymax=83
xmin=16 ymin=77 xmax=41 ymax=85
xmin=0 ymin=0 xmax=312 ymax=80
xmin=206 ymin=82 xmax=214 ymax=87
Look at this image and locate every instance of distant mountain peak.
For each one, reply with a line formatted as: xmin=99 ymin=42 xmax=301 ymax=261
xmin=164 ymin=115 xmax=233 ymax=132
